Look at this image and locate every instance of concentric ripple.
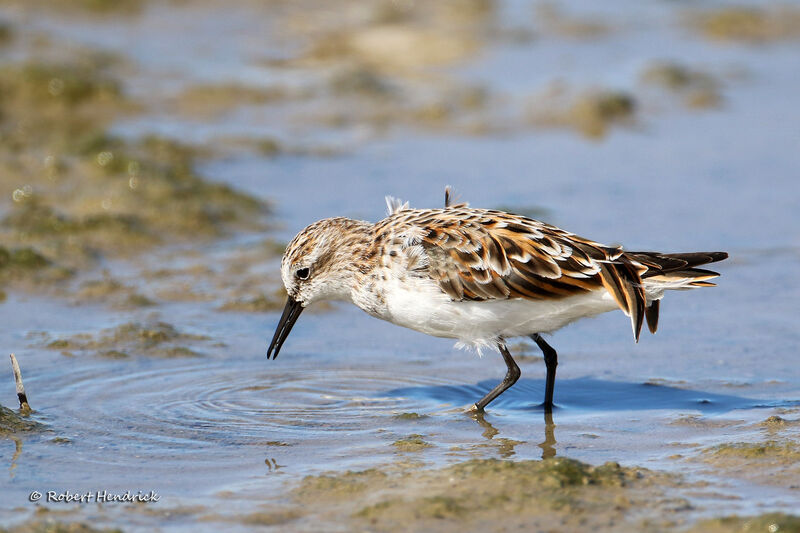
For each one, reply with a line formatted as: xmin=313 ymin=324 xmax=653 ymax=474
xmin=33 ymin=358 xmax=462 ymax=459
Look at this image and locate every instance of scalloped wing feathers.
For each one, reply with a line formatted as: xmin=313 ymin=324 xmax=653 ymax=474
xmin=375 ymin=207 xmax=727 ymax=342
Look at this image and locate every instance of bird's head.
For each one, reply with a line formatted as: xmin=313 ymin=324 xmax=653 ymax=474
xmin=267 ymin=217 xmax=372 ymax=359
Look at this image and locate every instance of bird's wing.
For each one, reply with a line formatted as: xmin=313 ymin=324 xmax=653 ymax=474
xmin=382 ymin=207 xmax=649 ymax=340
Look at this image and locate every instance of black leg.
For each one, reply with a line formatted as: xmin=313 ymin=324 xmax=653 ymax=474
xmin=531 ymin=333 xmax=558 ymax=412
xmin=471 ymin=342 xmax=521 ymax=412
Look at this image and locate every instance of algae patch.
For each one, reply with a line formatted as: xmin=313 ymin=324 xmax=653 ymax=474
xmin=0 ymin=57 xmax=269 ymax=299
xmin=0 ymin=245 xmax=67 ymax=292
xmin=392 ymin=434 xmax=433 ymax=452
xmin=289 ymin=456 xmax=676 ymax=531
xmin=528 ymin=86 xmax=636 ymax=139
xmin=171 ymin=84 xmax=290 ymax=118
xmin=218 ymin=289 xmax=287 ymax=313
xmin=640 ymin=61 xmax=722 ymax=109
xmin=688 ymin=7 xmax=800 ymax=43
xmin=706 ymin=440 xmax=800 ymax=461
xmin=44 ymin=321 xmax=210 ymax=358
xmin=0 ymin=246 xmax=50 ymax=272
xmin=534 ymin=2 xmax=613 ymax=39
xmin=0 ymin=405 xmax=45 ymax=435
xmin=293 ymin=469 xmax=388 ymax=502
xmin=697 ymin=439 xmax=800 ymax=489
xmin=74 ymin=276 xmax=153 ymax=309
xmin=393 ymin=412 xmax=429 ymax=421
xmin=238 ymin=509 xmax=303 ymax=527
xmin=686 ymin=512 xmax=800 ymax=533
xmin=0 ymin=519 xmax=123 ymax=533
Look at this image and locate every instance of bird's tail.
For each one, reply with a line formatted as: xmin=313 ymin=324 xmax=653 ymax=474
xmin=603 ymin=251 xmax=728 ymax=341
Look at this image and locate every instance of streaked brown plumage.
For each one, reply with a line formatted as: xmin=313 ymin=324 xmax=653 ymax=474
xmin=373 ymin=204 xmax=725 ymax=341
xmin=267 ymin=191 xmax=728 ymax=412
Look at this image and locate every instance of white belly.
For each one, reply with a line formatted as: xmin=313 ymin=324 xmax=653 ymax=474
xmin=372 ymin=277 xmax=618 ymax=350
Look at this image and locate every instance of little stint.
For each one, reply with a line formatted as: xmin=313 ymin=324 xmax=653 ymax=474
xmin=267 ymin=189 xmax=727 ymax=412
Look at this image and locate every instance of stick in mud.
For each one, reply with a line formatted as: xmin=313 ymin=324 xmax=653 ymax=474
xmin=9 ymin=353 xmax=30 ymax=411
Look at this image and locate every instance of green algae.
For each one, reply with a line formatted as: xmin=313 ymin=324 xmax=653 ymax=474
xmin=535 ymin=2 xmax=612 ymax=39
xmin=2 ymin=61 xmax=122 ymax=106
xmin=358 ymin=495 xmax=466 ymax=520
xmin=0 ymin=59 xmax=127 ymax=154
xmin=238 ymin=509 xmax=303 ymax=527
xmin=264 ymin=0 xmax=502 ymax=138
xmin=393 ymin=412 xmax=429 ymax=420
xmin=0 ymin=405 xmax=45 ymax=435
xmin=98 ymin=350 xmax=130 ymax=359
xmin=641 ymin=62 xmax=722 ymax=109
xmin=760 ymin=415 xmax=799 ymax=431
xmin=218 ymin=290 xmax=286 ymax=313
xmin=707 ymin=440 xmax=800 ymax=460
xmin=697 ymin=439 xmax=800 ymax=489
xmin=329 ymin=66 xmax=396 ymax=98
xmin=73 ymin=0 xmax=144 ymax=14
xmin=45 ymin=321 xmax=210 ymax=358
xmin=74 ymin=278 xmax=154 ymax=309
xmin=570 ymin=91 xmax=635 ymax=138
xmin=0 ymin=521 xmax=123 ymax=533
xmin=1 ymin=0 xmax=145 ymax=15
xmin=3 ymin=203 xmax=143 ymax=241
xmin=689 ymin=7 xmax=800 ymax=43
xmin=0 ymin=246 xmax=50 ymax=271
xmin=392 ymin=434 xmax=433 ymax=452
xmin=173 ymin=84 xmax=290 ymax=118
xmin=294 ymin=469 xmax=388 ymax=501
xmin=528 ymin=87 xmax=637 ymax=139
xmin=287 ymin=456 xmax=675 ymax=531
xmin=0 ymin=245 xmax=67 ymax=291
xmin=67 ymin=134 xmax=266 ymax=239
xmin=451 ymin=457 xmax=631 ymax=489
xmin=687 ymin=513 xmax=800 ymax=533
xmin=0 ymin=21 xmax=13 ymax=46
xmin=0 ymin=57 xmax=269 ymax=300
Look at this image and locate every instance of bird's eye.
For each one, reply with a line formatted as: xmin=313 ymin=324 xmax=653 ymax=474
xmin=296 ymin=267 xmax=310 ymax=280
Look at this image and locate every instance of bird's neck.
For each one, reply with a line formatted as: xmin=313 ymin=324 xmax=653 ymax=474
xmin=318 ymin=218 xmax=377 ymax=304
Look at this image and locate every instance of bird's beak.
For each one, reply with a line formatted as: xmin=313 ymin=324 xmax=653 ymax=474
xmin=267 ymin=296 xmax=304 ymax=360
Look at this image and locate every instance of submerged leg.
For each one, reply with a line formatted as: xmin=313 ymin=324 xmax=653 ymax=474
xmin=531 ymin=333 xmax=558 ymax=412
xmin=471 ymin=342 xmax=521 ymax=412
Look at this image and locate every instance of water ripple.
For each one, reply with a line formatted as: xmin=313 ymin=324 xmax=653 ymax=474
xmin=36 ymin=359 xmax=462 ymax=458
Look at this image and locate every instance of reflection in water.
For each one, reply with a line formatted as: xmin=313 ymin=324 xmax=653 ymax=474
xmin=538 ymin=411 xmax=556 ymax=460
xmin=469 ymin=410 xmax=499 ymax=439
xmin=469 ymin=409 xmax=558 ymax=460
xmin=9 ymin=437 xmax=22 ymax=479
xmin=264 ymin=457 xmax=284 ymax=473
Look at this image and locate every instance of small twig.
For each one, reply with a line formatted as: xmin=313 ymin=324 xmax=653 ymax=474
xmin=9 ymin=353 xmax=30 ymax=412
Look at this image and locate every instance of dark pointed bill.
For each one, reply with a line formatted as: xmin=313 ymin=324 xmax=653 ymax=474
xmin=267 ymin=297 xmax=304 ymax=360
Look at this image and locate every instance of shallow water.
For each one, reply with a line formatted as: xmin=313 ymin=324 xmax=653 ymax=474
xmin=1 ymin=0 xmax=800 ymax=530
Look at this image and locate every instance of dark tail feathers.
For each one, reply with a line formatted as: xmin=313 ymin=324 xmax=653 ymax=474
xmin=616 ymin=251 xmax=728 ymax=341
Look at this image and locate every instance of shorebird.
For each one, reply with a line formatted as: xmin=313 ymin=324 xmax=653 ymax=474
xmin=267 ymin=189 xmax=727 ymax=412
